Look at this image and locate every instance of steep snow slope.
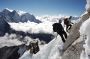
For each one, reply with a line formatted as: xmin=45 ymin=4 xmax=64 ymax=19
xmin=80 ymin=0 xmax=90 ymax=59
xmin=80 ymin=17 xmax=90 ymax=59
xmin=19 ymin=36 xmax=63 ymax=59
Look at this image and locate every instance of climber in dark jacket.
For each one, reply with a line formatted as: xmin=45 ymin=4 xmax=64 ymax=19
xmin=52 ymin=23 xmax=67 ymax=43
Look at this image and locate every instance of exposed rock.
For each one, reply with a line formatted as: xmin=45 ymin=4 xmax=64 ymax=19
xmin=0 ymin=44 xmax=27 ymax=59
xmin=62 ymin=38 xmax=85 ymax=59
xmin=0 ymin=16 xmax=10 ymax=36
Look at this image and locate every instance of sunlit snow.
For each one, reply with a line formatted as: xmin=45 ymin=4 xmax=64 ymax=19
xmin=19 ymin=35 xmax=63 ymax=59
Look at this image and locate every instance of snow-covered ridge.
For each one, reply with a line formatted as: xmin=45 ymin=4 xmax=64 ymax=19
xmin=80 ymin=0 xmax=90 ymax=59
xmin=5 ymin=8 xmax=13 ymax=12
xmin=19 ymin=36 xmax=62 ymax=59
xmin=17 ymin=10 xmax=27 ymax=16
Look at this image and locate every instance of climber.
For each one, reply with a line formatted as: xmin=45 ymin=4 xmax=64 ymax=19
xmin=28 ymin=40 xmax=40 ymax=54
xmin=52 ymin=22 xmax=67 ymax=43
xmin=59 ymin=19 xmax=62 ymax=23
xmin=64 ymin=16 xmax=73 ymax=32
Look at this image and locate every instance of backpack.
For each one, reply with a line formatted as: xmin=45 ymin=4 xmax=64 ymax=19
xmin=53 ymin=23 xmax=64 ymax=32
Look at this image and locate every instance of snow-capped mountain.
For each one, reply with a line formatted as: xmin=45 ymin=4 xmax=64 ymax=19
xmin=0 ymin=8 xmax=41 ymax=23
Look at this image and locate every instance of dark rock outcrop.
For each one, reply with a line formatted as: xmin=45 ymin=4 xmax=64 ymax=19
xmin=27 ymin=33 xmax=54 ymax=43
xmin=0 ymin=44 xmax=27 ymax=59
xmin=0 ymin=16 xmax=10 ymax=36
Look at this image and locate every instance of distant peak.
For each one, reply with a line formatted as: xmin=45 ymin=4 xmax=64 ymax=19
xmin=4 ymin=8 xmax=13 ymax=12
xmin=3 ymin=8 xmax=27 ymax=16
xmin=17 ymin=10 xmax=27 ymax=16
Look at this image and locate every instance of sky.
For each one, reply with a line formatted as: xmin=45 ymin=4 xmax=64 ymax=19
xmin=0 ymin=0 xmax=86 ymax=16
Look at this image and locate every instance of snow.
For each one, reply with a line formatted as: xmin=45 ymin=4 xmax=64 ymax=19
xmin=80 ymin=0 xmax=90 ymax=57
xmin=17 ymin=10 xmax=27 ymax=16
xmin=19 ymin=35 xmax=63 ymax=59
xmin=5 ymin=8 xmax=13 ymax=12
xmin=4 ymin=8 xmax=26 ymax=16
xmin=80 ymin=0 xmax=90 ymax=58
xmin=80 ymin=51 xmax=88 ymax=59
xmin=80 ymin=18 xmax=90 ymax=59
xmin=86 ymin=0 xmax=90 ymax=12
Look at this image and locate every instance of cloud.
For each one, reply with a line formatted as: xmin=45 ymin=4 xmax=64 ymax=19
xmin=9 ymin=15 xmax=79 ymax=34
xmin=0 ymin=33 xmax=40 ymax=48
xmin=36 ymin=15 xmax=65 ymax=22
xmin=9 ymin=21 xmax=54 ymax=34
xmin=0 ymin=33 xmax=23 ymax=48
xmin=0 ymin=14 xmax=79 ymax=48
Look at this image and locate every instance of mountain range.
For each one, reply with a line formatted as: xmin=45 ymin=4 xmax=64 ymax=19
xmin=0 ymin=8 xmax=41 ymax=23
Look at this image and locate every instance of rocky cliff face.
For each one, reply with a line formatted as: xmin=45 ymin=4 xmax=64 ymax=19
xmin=0 ymin=16 xmax=10 ymax=36
xmin=0 ymin=44 xmax=27 ymax=59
